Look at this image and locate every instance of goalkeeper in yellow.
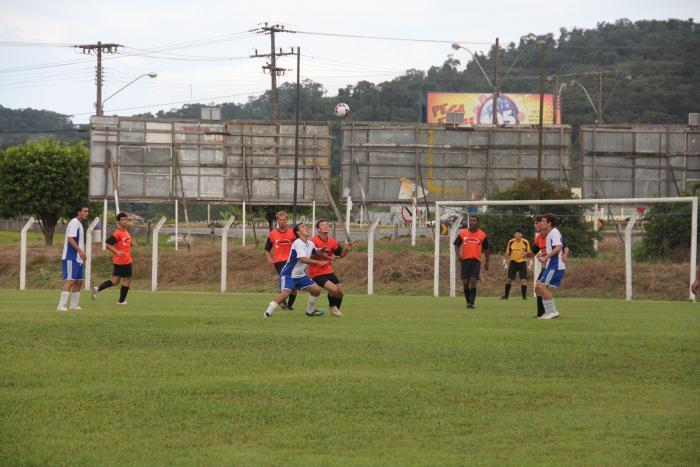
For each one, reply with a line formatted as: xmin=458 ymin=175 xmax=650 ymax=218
xmin=500 ymin=229 xmax=532 ymax=300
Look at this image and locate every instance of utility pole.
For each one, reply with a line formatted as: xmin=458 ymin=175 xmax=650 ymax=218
xmin=292 ymin=47 xmax=301 ymax=223
xmin=552 ymin=77 xmax=560 ymax=125
xmin=75 ymin=42 xmax=122 ymax=116
xmin=536 ymin=41 xmax=545 ymax=201
xmin=250 ymin=23 xmax=296 ymax=120
xmin=492 ymin=37 xmax=500 ymax=125
xmin=597 ymin=71 xmax=603 ymax=124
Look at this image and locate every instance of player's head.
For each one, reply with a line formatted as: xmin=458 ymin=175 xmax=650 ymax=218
xmin=542 ymin=213 xmax=557 ymax=229
xmin=75 ymin=205 xmax=89 ymax=221
xmin=316 ymin=218 xmax=331 ymax=234
xmin=276 ymin=210 xmax=288 ymax=229
xmin=116 ymin=212 xmax=129 ymax=227
xmin=533 ymin=215 xmax=543 ymax=232
xmin=514 ymin=229 xmax=524 ymax=238
xmin=468 ymin=215 xmax=479 ymax=230
xmin=293 ymin=222 xmax=308 ymax=238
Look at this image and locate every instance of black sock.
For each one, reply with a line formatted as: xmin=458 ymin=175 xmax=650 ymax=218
xmin=336 ymin=296 xmax=343 ymax=310
xmin=469 ymin=288 xmax=477 ymax=305
xmin=287 ymin=294 xmax=296 ymax=308
xmin=504 ymin=283 xmax=511 ymax=298
xmin=328 ymin=295 xmax=338 ymax=308
xmin=521 ymin=285 xmax=527 ymax=299
xmin=119 ymin=286 xmax=129 ymax=303
xmin=463 ymin=286 xmax=470 ymax=304
xmin=537 ymin=296 xmax=545 ymax=317
xmin=98 ymin=280 xmax=113 ymax=292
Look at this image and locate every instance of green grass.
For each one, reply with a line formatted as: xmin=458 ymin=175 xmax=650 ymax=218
xmin=0 ymin=230 xmax=45 ymax=245
xmin=0 ymin=291 xmax=698 ymax=466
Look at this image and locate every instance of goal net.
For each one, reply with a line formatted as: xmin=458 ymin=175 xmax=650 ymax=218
xmin=432 ymin=197 xmax=698 ymax=301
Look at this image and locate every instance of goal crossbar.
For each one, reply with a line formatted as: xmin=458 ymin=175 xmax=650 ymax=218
xmin=433 ymin=197 xmax=698 ymax=301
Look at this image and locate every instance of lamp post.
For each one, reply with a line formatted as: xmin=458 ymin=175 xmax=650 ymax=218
xmin=569 ymin=74 xmax=631 ymax=124
xmin=102 ymin=72 xmax=158 ymax=108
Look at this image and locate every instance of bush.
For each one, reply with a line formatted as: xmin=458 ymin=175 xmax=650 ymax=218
xmin=635 ymin=194 xmax=700 ymax=261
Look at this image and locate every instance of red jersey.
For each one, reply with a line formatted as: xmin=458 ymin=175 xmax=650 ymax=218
xmin=534 ymin=233 xmax=547 ymax=252
xmin=308 ymin=235 xmax=341 ymax=278
xmin=265 ymin=228 xmax=296 ymax=263
xmin=107 ymin=228 xmax=132 ymax=265
xmin=456 ymin=229 xmax=487 ymax=260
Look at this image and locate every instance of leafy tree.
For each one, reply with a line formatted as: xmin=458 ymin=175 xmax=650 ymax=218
xmin=0 ymin=138 xmax=90 ymax=245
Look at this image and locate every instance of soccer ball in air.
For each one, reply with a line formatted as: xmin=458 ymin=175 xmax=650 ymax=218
xmin=335 ymin=103 xmax=350 ymax=118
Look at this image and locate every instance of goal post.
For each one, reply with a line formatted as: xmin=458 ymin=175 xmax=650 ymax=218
xmin=433 ymin=197 xmax=698 ymax=301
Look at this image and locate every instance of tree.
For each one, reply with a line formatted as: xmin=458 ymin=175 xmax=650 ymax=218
xmin=0 ymin=138 xmax=90 ymax=245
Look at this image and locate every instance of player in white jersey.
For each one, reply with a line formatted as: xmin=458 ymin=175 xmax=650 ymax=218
xmin=262 ymin=222 xmax=336 ymax=318
xmin=535 ymin=213 xmax=565 ymax=319
xmin=57 ymin=206 xmax=89 ymax=311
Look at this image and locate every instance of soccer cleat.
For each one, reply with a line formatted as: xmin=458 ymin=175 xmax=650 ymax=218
xmin=70 ymin=306 xmax=82 ymax=310
xmin=500 ymin=296 xmax=508 ymax=300
xmin=330 ymin=306 xmax=343 ymax=317
xmin=56 ymin=306 xmax=68 ymax=312
xmin=280 ymin=303 xmax=289 ymax=310
xmin=538 ymin=311 xmax=560 ymax=320
xmin=91 ymin=286 xmax=98 ymax=301
xmin=117 ymin=301 xmax=128 ymax=305
xmin=466 ymin=303 xmax=475 ymax=309
xmin=306 ymin=309 xmax=325 ymax=317
xmin=262 ymin=311 xmax=271 ymax=318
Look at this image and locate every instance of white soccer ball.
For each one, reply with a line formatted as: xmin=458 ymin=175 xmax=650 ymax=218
xmin=335 ymin=102 xmax=350 ymax=118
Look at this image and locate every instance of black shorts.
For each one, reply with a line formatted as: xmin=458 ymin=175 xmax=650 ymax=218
xmin=460 ymin=259 xmax=481 ymax=280
xmin=313 ymin=273 xmax=340 ymax=288
xmin=507 ymin=261 xmax=528 ymax=280
xmin=112 ymin=263 xmax=133 ymax=278
xmin=274 ymin=262 xmax=286 ymax=274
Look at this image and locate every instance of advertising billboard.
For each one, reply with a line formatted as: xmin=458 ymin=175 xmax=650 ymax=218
xmin=425 ymin=92 xmax=559 ymax=125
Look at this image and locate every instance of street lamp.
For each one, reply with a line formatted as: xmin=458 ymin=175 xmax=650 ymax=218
xmin=569 ymin=74 xmax=631 ymax=124
xmin=569 ymin=79 xmax=600 ymax=122
xmin=451 ymin=43 xmax=493 ymax=88
xmin=102 ymin=72 xmax=158 ymax=107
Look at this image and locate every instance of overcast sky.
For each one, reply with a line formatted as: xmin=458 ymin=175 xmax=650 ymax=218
xmin=0 ymin=0 xmax=697 ymax=124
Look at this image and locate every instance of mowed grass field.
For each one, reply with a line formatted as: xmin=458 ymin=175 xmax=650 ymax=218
xmin=0 ymin=290 xmax=698 ymax=466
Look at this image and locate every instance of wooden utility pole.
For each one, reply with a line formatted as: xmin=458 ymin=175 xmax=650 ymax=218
xmin=75 ymin=42 xmax=122 ymax=116
xmin=492 ymin=37 xmax=500 ymax=125
xmin=292 ymin=47 xmax=301 ymax=223
xmin=597 ymin=71 xmax=604 ymax=124
xmin=536 ymin=41 xmax=545 ymax=201
xmin=250 ymin=24 xmax=295 ymax=120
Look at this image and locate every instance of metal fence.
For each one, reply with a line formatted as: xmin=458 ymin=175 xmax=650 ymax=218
xmin=581 ymin=125 xmax=700 ymax=198
xmin=341 ymin=122 xmax=572 ymax=203
xmin=90 ymin=116 xmax=332 ymax=205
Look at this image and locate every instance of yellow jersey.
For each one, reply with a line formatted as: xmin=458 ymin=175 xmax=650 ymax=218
xmin=505 ymin=237 xmax=531 ymax=263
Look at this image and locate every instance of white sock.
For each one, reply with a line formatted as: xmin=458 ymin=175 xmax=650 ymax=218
xmin=265 ymin=301 xmax=279 ymax=316
xmin=543 ymin=299 xmax=557 ymax=314
xmin=58 ymin=291 xmax=70 ymax=308
xmin=306 ymin=295 xmax=319 ymax=314
xmin=70 ymin=292 xmax=81 ymax=308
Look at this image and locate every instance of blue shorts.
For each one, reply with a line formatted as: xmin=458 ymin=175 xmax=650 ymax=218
xmin=538 ymin=266 xmax=565 ymax=288
xmin=62 ymin=259 xmax=84 ymax=281
xmin=279 ymin=274 xmax=315 ymax=291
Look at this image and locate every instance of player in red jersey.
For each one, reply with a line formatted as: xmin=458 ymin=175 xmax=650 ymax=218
xmin=264 ymin=211 xmax=298 ymax=309
xmin=453 ymin=216 xmax=490 ymax=309
xmin=308 ymin=219 xmax=352 ymax=317
xmin=91 ymin=212 xmax=136 ymax=304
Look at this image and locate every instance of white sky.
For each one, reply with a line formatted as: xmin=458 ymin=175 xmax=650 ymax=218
xmin=0 ymin=0 xmax=697 ymax=124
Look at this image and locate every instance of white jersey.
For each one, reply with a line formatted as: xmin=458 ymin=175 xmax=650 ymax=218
xmin=545 ymin=227 xmax=565 ymax=271
xmin=62 ymin=218 xmax=85 ymax=264
xmin=280 ymin=237 xmax=317 ymax=278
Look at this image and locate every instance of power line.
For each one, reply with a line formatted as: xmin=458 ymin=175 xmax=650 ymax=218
xmin=296 ymin=30 xmax=491 ymax=45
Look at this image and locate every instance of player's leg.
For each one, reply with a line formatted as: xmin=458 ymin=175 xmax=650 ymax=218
xmin=58 ymin=260 xmax=74 ymax=310
xmin=535 ymin=266 xmax=545 ymax=317
xmin=519 ymin=263 xmax=528 ymax=299
xmin=467 ymin=260 xmax=481 ymax=308
xmin=301 ymin=282 xmax=325 ymax=317
xmin=274 ymin=262 xmax=292 ymax=310
xmin=263 ymin=278 xmax=293 ymax=317
xmin=287 ymin=290 xmax=297 ymax=310
xmin=92 ymin=264 xmax=122 ymax=299
xmin=502 ymin=262 xmax=516 ymax=299
xmin=460 ymin=261 xmax=470 ymax=308
xmin=117 ymin=266 xmax=132 ymax=304
xmin=537 ymin=269 xmax=562 ymax=319
xmin=323 ymin=279 xmax=344 ymax=316
xmin=70 ymin=278 xmax=83 ymax=310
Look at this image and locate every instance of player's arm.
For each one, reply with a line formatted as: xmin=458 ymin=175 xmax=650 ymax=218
xmin=504 ymin=240 xmax=511 ymax=261
xmin=483 ymin=237 xmax=490 ymax=271
xmin=263 ymin=238 xmax=275 ymax=266
xmin=67 ymin=236 xmax=87 ymax=261
xmin=453 ymin=235 xmax=463 ymax=260
xmin=545 ymin=244 xmax=562 ymax=259
xmin=105 ymin=235 xmax=123 ymax=257
xmin=562 ymin=246 xmax=570 ymax=262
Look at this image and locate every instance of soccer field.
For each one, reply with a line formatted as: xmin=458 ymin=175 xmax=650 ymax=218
xmin=1 ymin=290 xmax=698 ymax=466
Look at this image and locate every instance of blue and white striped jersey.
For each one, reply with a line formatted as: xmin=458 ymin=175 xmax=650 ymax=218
xmin=545 ymin=227 xmax=565 ymax=271
xmin=62 ymin=218 xmax=85 ymax=264
xmin=280 ymin=238 xmax=317 ymax=278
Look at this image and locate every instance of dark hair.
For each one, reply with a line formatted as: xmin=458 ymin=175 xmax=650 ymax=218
xmin=533 ymin=215 xmax=543 ymax=222
xmin=292 ymin=223 xmax=304 ymax=237
xmin=514 ymin=229 xmax=524 ymax=234
xmin=543 ymin=213 xmax=557 ymax=226
xmin=469 ymin=215 xmax=478 ymax=222
xmin=76 ymin=205 xmax=89 ymax=214
xmin=316 ymin=218 xmax=328 ymax=229
xmin=116 ymin=212 xmax=128 ymax=221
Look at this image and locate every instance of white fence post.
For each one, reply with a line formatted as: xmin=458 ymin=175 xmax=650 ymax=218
xmin=411 ymin=196 xmax=417 ymax=247
xmin=242 ymin=201 xmax=246 ymax=247
xmin=367 ymin=217 xmax=381 ymax=295
xmin=593 ymin=203 xmax=599 ymax=252
xmin=345 ymin=195 xmax=353 ymax=238
xmin=433 ymin=203 xmax=441 ymax=297
xmin=151 ymin=216 xmax=167 ymax=292
xmin=19 ymin=217 xmax=35 ymax=290
xmin=449 ymin=216 xmax=464 ymax=298
xmin=625 ymin=214 xmax=638 ymax=301
xmin=690 ymin=197 xmax=698 ymax=302
xmin=312 ymin=201 xmax=316 ymax=231
xmin=84 ymin=217 xmax=100 ymax=290
xmin=174 ymin=199 xmax=179 ymax=251
xmin=102 ymin=199 xmax=108 ymax=251
xmin=221 ymin=216 xmax=236 ymax=293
